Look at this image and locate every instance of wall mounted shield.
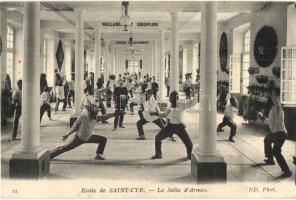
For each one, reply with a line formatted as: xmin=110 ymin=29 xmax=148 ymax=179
xmin=219 ymin=32 xmax=228 ymax=73
xmin=254 ymin=26 xmax=278 ymax=68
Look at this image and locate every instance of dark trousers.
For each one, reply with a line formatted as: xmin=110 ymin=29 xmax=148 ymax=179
xmin=184 ymin=87 xmax=191 ymax=99
xmin=137 ymin=106 xmax=145 ymax=120
xmin=50 ymin=134 xmax=107 ymax=159
xmin=12 ymin=105 xmax=22 ymax=138
xmin=129 ymin=89 xmax=133 ymax=98
xmin=155 ymin=123 xmax=193 ymax=157
xmin=40 ymin=103 xmax=51 ymax=121
xmin=67 ymin=90 xmax=75 ymax=107
xmin=106 ymin=90 xmax=112 ymax=108
xmin=217 ymin=116 xmax=237 ymax=138
xmin=264 ymin=132 xmax=290 ymax=172
xmin=166 ymin=86 xmax=170 ymax=97
xmin=55 ymin=98 xmax=67 ymax=111
xmin=99 ymin=101 xmax=106 ymax=115
xmin=137 ymin=117 xmax=165 ymax=136
xmin=130 ymin=102 xmax=138 ymax=113
xmin=114 ymin=104 xmax=126 ymax=128
xmin=152 ymin=91 xmax=157 ymax=100
xmin=99 ymin=101 xmax=108 ymax=123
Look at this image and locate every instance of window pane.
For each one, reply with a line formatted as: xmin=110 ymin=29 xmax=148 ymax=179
xmin=229 ymin=55 xmax=241 ymax=93
xmin=282 ymin=70 xmax=292 ymax=80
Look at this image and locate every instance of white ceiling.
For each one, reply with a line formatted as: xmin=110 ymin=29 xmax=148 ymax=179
xmin=2 ymin=1 xmax=288 ymax=44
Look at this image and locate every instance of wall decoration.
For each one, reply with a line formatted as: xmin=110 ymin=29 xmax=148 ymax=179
xmin=248 ymin=67 xmax=260 ymax=75
xmin=55 ymin=40 xmax=64 ymax=71
xmin=84 ymin=50 xmax=87 ymax=71
xmin=272 ymin=67 xmax=281 ymax=78
xmin=256 ymin=75 xmax=269 ymax=84
xmin=140 ymin=59 xmax=142 ymax=69
xmin=219 ymin=32 xmax=228 ymax=73
xmin=125 ymin=60 xmax=128 ymax=69
xmin=0 ymin=36 xmax=2 ymax=56
xmin=254 ymin=26 xmax=278 ymax=68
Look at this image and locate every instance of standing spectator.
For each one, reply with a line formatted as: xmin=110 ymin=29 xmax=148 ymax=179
xmin=184 ymin=74 xmax=192 ymax=99
xmin=1 ymin=74 xmax=13 ymax=125
xmin=63 ymin=76 xmax=69 ymax=109
xmin=84 ymin=72 xmax=94 ymax=95
xmin=68 ymin=73 xmax=75 ymax=108
xmin=165 ymin=74 xmax=170 ymax=97
xmin=11 ymin=80 xmax=22 ymax=141
xmin=151 ymin=76 xmax=159 ymax=100
xmin=94 ymin=78 xmax=108 ymax=124
xmin=113 ymin=80 xmax=128 ymax=130
xmin=55 ymin=78 xmax=67 ymax=112
xmin=263 ymin=92 xmax=292 ymax=178
xmin=40 ymin=73 xmax=48 ymax=94
xmin=40 ymin=86 xmax=52 ymax=122
xmin=106 ymin=75 xmax=116 ymax=108
xmin=147 ymin=78 xmax=152 ymax=90
xmin=53 ymin=69 xmax=61 ymax=88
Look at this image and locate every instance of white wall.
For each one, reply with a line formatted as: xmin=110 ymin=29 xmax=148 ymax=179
xmin=217 ymin=3 xmax=288 ymax=90
xmin=217 ymin=23 xmax=232 ymax=82
xmin=286 ymin=4 xmax=296 ymax=46
xmin=249 ymin=4 xmax=287 ymax=88
xmin=86 ymin=50 xmax=95 ymax=73
xmin=14 ymin=28 xmax=23 ymax=87
xmin=64 ymin=42 xmax=72 ymax=81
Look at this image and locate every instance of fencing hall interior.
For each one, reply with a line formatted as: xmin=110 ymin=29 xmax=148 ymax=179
xmin=0 ymin=1 xmax=295 ymax=183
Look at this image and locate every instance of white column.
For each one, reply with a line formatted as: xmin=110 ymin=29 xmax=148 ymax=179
xmin=159 ymin=31 xmax=166 ymax=99
xmin=192 ymin=43 xmax=198 ymax=81
xmin=115 ymin=48 xmax=119 ymax=75
xmin=104 ymin=40 xmax=109 ymax=75
xmin=191 ymin=1 xmax=226 ymax=183
xmin=74 ymin=10 xmax=84 ymax=115
xmin=170 ymin=12 xmax=179 ymax=92
xmin=64 ymin=41 xmax=72 ymax=80
xmin=111 ymin=46 xmax=115 ymax=74
xmin=149 ymin=48 xmax=152 ymax=76
xmin=182 ymin=48 xmax=187 ymax=82
xmin=40 ymin=30 xmax=45 ymax=73
xmin=154 ymin=40 xmax=158 ymax=78
xmin=186 ymin=44 xmax=194 ymax=75
xmin=13 ymin=2 xmax=44 ymax=156
xmin=198 ymin=2 xmax=218 ymax=156
xmin=150 ymin=44 xmax=154 ymax=76
xmin=0 ymin=8 xmax=7 ymax=83
xmin=94 ymin=27 xmax=101 ymax=82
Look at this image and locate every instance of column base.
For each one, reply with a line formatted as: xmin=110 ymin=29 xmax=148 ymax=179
xmin=70 ymin=114 xmax=80 ymax=128
xmin=9 ymin=149 xmax=50 ymax=179
xmin=191 ymin=149 xmax=227 ymax=183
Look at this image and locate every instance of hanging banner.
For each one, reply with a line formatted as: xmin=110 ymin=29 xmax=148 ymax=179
xmin=55 ymin=40 xmax=64 ymax=71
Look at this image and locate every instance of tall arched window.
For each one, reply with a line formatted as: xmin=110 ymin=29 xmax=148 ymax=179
xmin=6 ymin=26 xmax=14 ymax=80
xmin=242 ymin=30 xmax=250 ymax=94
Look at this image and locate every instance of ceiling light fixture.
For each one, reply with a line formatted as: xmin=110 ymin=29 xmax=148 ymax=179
xmin=119 ymin=1 xmax=132 ymax=31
